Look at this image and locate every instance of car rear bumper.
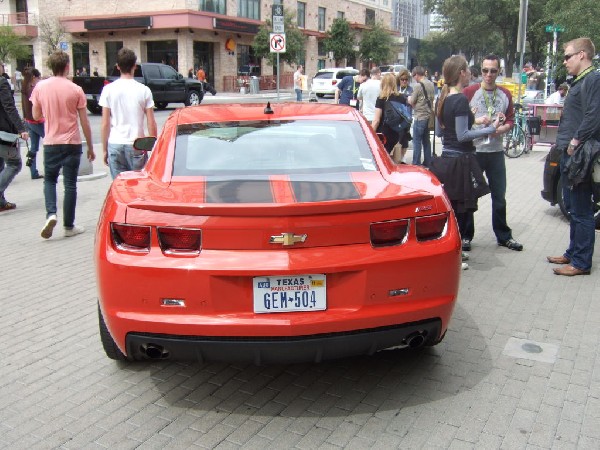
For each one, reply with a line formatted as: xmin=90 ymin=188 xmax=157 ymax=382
xmin=125 ymin=319 xmax=442 ymax=364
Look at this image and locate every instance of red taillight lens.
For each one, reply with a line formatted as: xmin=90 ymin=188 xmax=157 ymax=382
xmin=370 ymin=219 xmax=409 ymax=247
xmin=111 ymin=223 xmax=151 ymax=252
xmin=103 ymin=80 xmax=111 ymax=85
xmin=157 ymin=227 xmax=202 ymax=255
xmin=415 ymin=213 xmax=448 ymax=241
xmin=332 ymin=80 xmax=338 ymax=85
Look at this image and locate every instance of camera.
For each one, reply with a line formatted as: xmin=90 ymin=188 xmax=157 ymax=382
xmin=25 ymin=151 xmax=34 ymax=167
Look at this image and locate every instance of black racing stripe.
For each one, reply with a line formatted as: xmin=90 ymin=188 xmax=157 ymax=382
xmin=205 ymin=180 xmax=274 ymax=203
xmin=290 ymin=175 xmax=360 ymax=203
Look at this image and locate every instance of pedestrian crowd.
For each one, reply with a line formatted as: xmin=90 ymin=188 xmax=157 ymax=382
xmin=1 ymin=38 xmax=599 ymax=277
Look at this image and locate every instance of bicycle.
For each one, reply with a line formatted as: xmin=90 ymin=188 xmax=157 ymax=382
xmin=503 ymin=103 xmax=533 ymax=158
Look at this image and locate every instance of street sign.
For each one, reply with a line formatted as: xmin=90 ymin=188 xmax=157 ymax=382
xmin=545 ymin=24 xmax=565 ymax=33
xmin=269 ymin=33 xmax=286 ymax=53
xmin=272 ymin=4 xmax=284 ymax=33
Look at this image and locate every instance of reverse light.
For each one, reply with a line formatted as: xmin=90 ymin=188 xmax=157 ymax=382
xmin=415 ymin=213 xmax=448 ymax=241
xmin=370 ymin=219 xmax=409 ymax=247
xmin=111 ymin=223 xmax=151 ymax=253
xmin=157 ymin=227 xmax=202 ymax=255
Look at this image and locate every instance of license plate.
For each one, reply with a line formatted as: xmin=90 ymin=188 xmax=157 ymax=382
xmin=253 ymin=274 xmax=326 ymax=313
xmin=86 ymin=94 xmax=96 ymax=101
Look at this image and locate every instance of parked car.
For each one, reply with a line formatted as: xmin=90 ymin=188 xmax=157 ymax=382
xmin=379 ymin=64 xmax=407 ymax=75
xmin=541 ymin=144 xmax=600 ymax=228
xmin=95 ymin=102 xmax=462 ymax=364
xmin=310 ymin=68 xmax=358 ymax=97
xmin=73 ymin=62 xmax=205 ymax=114
xmin=520 ymin=89 xmax=545 ymax=106
xmin=238 ymin=65 xmax=261 ymax=76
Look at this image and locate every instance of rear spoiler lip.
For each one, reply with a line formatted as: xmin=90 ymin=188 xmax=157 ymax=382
xmin=126 ymin=192 xmax=435 ymax=217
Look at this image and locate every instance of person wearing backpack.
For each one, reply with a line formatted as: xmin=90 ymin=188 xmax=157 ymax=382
xmin=371 ymin=73 xmax=410 ymax=157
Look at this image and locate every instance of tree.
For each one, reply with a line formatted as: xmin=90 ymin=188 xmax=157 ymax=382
xmin=542 ymin=0 xmax=600 ymax=46
xmin=36 ymin=17 xmax=66 ymax=54
xmin=0 ymin=26 xmax=31 ymax=64
xmin=253 ymin=11 xmax=305 ymax=66
xmin=324 ymin=18 xmax=355 ymax=66
xmin=359 ymin=23 xmax=393 ymax=65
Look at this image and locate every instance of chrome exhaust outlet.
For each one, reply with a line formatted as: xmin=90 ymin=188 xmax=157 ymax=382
xmin=406 ymin=333 xmax=426 ymax=349
xmin=142 ymin=344 xmax=170 ymax=359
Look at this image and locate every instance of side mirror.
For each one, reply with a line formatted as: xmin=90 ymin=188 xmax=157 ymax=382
xmin=177 ymin=73 xmax=183 ymax=80
xmin=376 ymin=132 xmax=387 ymax=145
xmin=133 ymin=137 xmax=157 ymax=152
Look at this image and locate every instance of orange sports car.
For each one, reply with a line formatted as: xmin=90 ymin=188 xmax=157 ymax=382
xmin=95 ymin=103 xmax=461 ymax=364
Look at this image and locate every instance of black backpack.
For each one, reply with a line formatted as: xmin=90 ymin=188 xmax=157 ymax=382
xmin=383 ymin=99 xmax=412 ymax=134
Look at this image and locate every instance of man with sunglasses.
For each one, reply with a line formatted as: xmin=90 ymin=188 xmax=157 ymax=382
xmin=548 ymin=38 xmax=600 ymax=276
xmin=463 ymin=54 xmax=523 ymax=252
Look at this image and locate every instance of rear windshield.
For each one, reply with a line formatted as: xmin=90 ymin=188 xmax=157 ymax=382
xmin=173 ymin=120 xmax=377 ymax=176
xmin=313 ymin=72 xmax=333 ymax=79
xmin=336 ymin=70 xmax=357 ymax=79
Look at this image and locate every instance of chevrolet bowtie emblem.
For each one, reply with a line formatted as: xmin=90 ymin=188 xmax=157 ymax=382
xmin=270 ymin=233 xmax=307 ymax=246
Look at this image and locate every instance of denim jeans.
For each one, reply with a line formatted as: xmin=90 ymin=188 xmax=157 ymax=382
xmin=107 ymin=143 xmax=148 ymax=179
xmin=295 ymin=88 xmax=302 ymax=102
xmin=411 ymin=119 xmax=432 ymax=167
xmin=464 ymin=151 xmax=512 ymax=242
xmin=43 ymin=144 xmax=82 ymax=228
xmin=26 ymin=122 xmax=45 ymax=178
xmin=561 ymin=152 xmax=595 ymax=271
xmin=0 ymin=143 xmax=22 ymax=205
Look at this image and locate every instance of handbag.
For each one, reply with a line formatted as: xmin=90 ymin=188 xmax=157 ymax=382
xmin=419 ymin=81 xmax=435 ymax=130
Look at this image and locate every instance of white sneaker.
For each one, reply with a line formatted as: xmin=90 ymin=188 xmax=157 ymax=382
xmin=462 ymin=262 xmax=469 ymax=270
xmin=41 ymin=215 xmax=57 ymax=239
xmin=64 ymin=225 xmax=85 ymax=237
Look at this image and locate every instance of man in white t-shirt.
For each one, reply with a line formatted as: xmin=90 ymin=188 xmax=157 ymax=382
xmin=293 ymin=65 xmax=303 ymax=102
xmin=357 ymin=67 xmax=381 ymax=122
xmin=99 ymin=48 xmax=157 ymax=179
xmin=545 ymin=83 xmax=568 ymax=105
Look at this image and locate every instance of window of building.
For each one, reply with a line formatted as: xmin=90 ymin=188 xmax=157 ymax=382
xmin=297 ymin=2 xmax=306 ymax=28
xmin=337 ymin=11 xmax=345 ymax=20
xmin=199 ymin=0 xmax=226 ymax=14
xmin=317 ymin=41 xmax=326 ymax=57
xmin=146 ymin=40 xmax=178 ymax=68
xmin=105 ymin=41 xmax=123 ymax=76
xmin=317 ymin=59 xmax=325 ymax=70
xmin=72 ymin=42 xmax=90 ymax=76
xmin=238 ymin=0 xmax=260 ymax=20
xmin=318 ymin=7 xmax=326 ymax=31
xmin=365 ymin=8 xmax=375 ymax=26
xmin=237 ymin=44 xmax=260 ymax=75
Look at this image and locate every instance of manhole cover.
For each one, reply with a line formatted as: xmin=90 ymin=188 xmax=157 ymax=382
xmin=502 ymin=337 xmax=559 ymax=363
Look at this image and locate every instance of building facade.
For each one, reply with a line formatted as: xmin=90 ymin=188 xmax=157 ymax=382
xmin=2 ymin=0 xmax=392 ymax=91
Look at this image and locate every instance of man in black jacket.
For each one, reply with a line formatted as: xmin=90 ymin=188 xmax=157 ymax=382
xmin=548 ymin=37 xmax=600 ymax=276
xmin=0 ymin=77 xmax=29 ymax=211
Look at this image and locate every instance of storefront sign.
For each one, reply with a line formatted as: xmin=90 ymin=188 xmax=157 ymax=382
xmin=84 ymin=16 xmax=152 ymax=31
xmin=213 ymin=18 xmax=259 ymax=34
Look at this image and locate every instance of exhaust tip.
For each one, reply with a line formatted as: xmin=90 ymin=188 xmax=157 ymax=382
xmin=406 ymin=332 xmax=426 ymax=349
xmin=141 ymin=344 xmax=170 ymax=359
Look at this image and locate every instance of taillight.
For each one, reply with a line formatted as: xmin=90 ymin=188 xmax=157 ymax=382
xmin=370 ymin=219 xmax=409 ymax=247
xmin=103 ymin=80 xmax=111 ymax=85
xmin=415 ymin=213 xmax=448 ymax=241
xmin=157 ymin=227 xmax=202 ymax=255
xmin=332 ymin=80 xmax=338 ymax=85
xmin=111 ymin=223 xmax=151 ymax=253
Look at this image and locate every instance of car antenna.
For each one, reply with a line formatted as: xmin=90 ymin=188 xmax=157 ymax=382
xmin=264 ymin=101 xmax=274 ymax=115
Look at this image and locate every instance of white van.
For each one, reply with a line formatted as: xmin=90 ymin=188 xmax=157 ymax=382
xmin=311 ymin=68 xmax=359 ymax=97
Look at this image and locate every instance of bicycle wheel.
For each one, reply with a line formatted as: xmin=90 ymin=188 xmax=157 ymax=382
xmin=504 ymin=125 xmax=526 ymax=158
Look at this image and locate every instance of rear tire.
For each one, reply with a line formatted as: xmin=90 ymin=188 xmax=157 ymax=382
xmin=98 ymin=303 xmax=128 ymax=361
xmin=504 ymin=127 xmax=526 ymax=158
xmin=87 ymin=103 xmax=102 ymax=115
xmin=155 ymin=102 xmax=168 ymax=110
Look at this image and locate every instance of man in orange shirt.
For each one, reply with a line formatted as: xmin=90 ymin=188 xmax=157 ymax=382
xmin=196 ymin=66 xmax=216 ymax=95
xmin=31 ymin=51 xmax=95 ymax=239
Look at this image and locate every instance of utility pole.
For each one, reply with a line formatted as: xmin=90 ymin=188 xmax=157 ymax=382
xmin=516 ymin=0 xmax=529 ymax=102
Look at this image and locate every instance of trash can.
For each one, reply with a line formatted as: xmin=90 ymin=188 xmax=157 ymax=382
xmin=250 ymin=76 xmax=259 ymax=94
xmin=527 ymin=116 xmax=541 ymax=135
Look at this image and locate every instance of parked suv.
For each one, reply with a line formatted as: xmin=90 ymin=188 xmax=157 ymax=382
xmin=311 ymin=68 xmax=359 ymax=97
xmin=379 ymin=64 xmax=407 ymax=75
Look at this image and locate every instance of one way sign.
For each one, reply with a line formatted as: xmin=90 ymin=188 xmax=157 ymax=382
xmin=269 ymin=33 xmax=286 ymax=53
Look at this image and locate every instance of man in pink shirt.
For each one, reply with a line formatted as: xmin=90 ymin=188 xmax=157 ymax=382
xmin=31 ymin=51 xmax=95 ymax=239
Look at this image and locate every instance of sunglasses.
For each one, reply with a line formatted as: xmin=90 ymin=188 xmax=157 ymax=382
xmin=481 ymin=68 xmax=499 ymax=74
xmin=400 ymin=78 xmax=409 ymax=81
xmin=563 ymin=51 xmax=581 ymax=61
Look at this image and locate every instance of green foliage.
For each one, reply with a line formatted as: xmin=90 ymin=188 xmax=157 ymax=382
xmin=0 ymin=26 xmax=31 ymax=64
xmin=253 ymin=11 xmax=306 ymax=66
xmin=324 ymin=18 xmax=356 ymax=65
xmin=542 ymin=0 xmax=600 ymax=45
xmin=359 ymin=23 xmax=393 ymax=65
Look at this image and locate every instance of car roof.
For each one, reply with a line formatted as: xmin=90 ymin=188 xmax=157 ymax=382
xmin=174 ymin=103 xmax=361 ymax=124
xmin=316 ymin=68 xmax=357 ymax=73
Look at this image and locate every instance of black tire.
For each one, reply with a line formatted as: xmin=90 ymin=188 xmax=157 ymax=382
xmin=504 ymin=126 xmax=526 ymax=158
xmin=87 ymin=103 xmax=102 ymax=115
xmin=98 ymin=304 xmax=128 ymax=361
xmin=185 ymin=90 xmax=203 ymax=106
xmin=155 ymin=102 xmax=168 ymax=110
xmin=316 ymin=93 xmax=325 ymax=98
xmin=557 ymin=175 xmax=569 ymax=218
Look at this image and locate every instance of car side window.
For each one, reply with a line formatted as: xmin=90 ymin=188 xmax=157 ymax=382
xmin=143 ymin=65 xmax=162 ymax=80
xmin=160 ymin=65 xmax=179 ymax=80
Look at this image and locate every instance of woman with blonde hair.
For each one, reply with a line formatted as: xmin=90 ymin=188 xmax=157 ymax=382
xmin=372 ymin=73 xmax=410 ymax=157
xmin=430 ymin=55 xmax=503 ymax=267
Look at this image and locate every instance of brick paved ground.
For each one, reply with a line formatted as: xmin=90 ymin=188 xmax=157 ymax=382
xmin=1 ymin=119 xmax=599 ymax=449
